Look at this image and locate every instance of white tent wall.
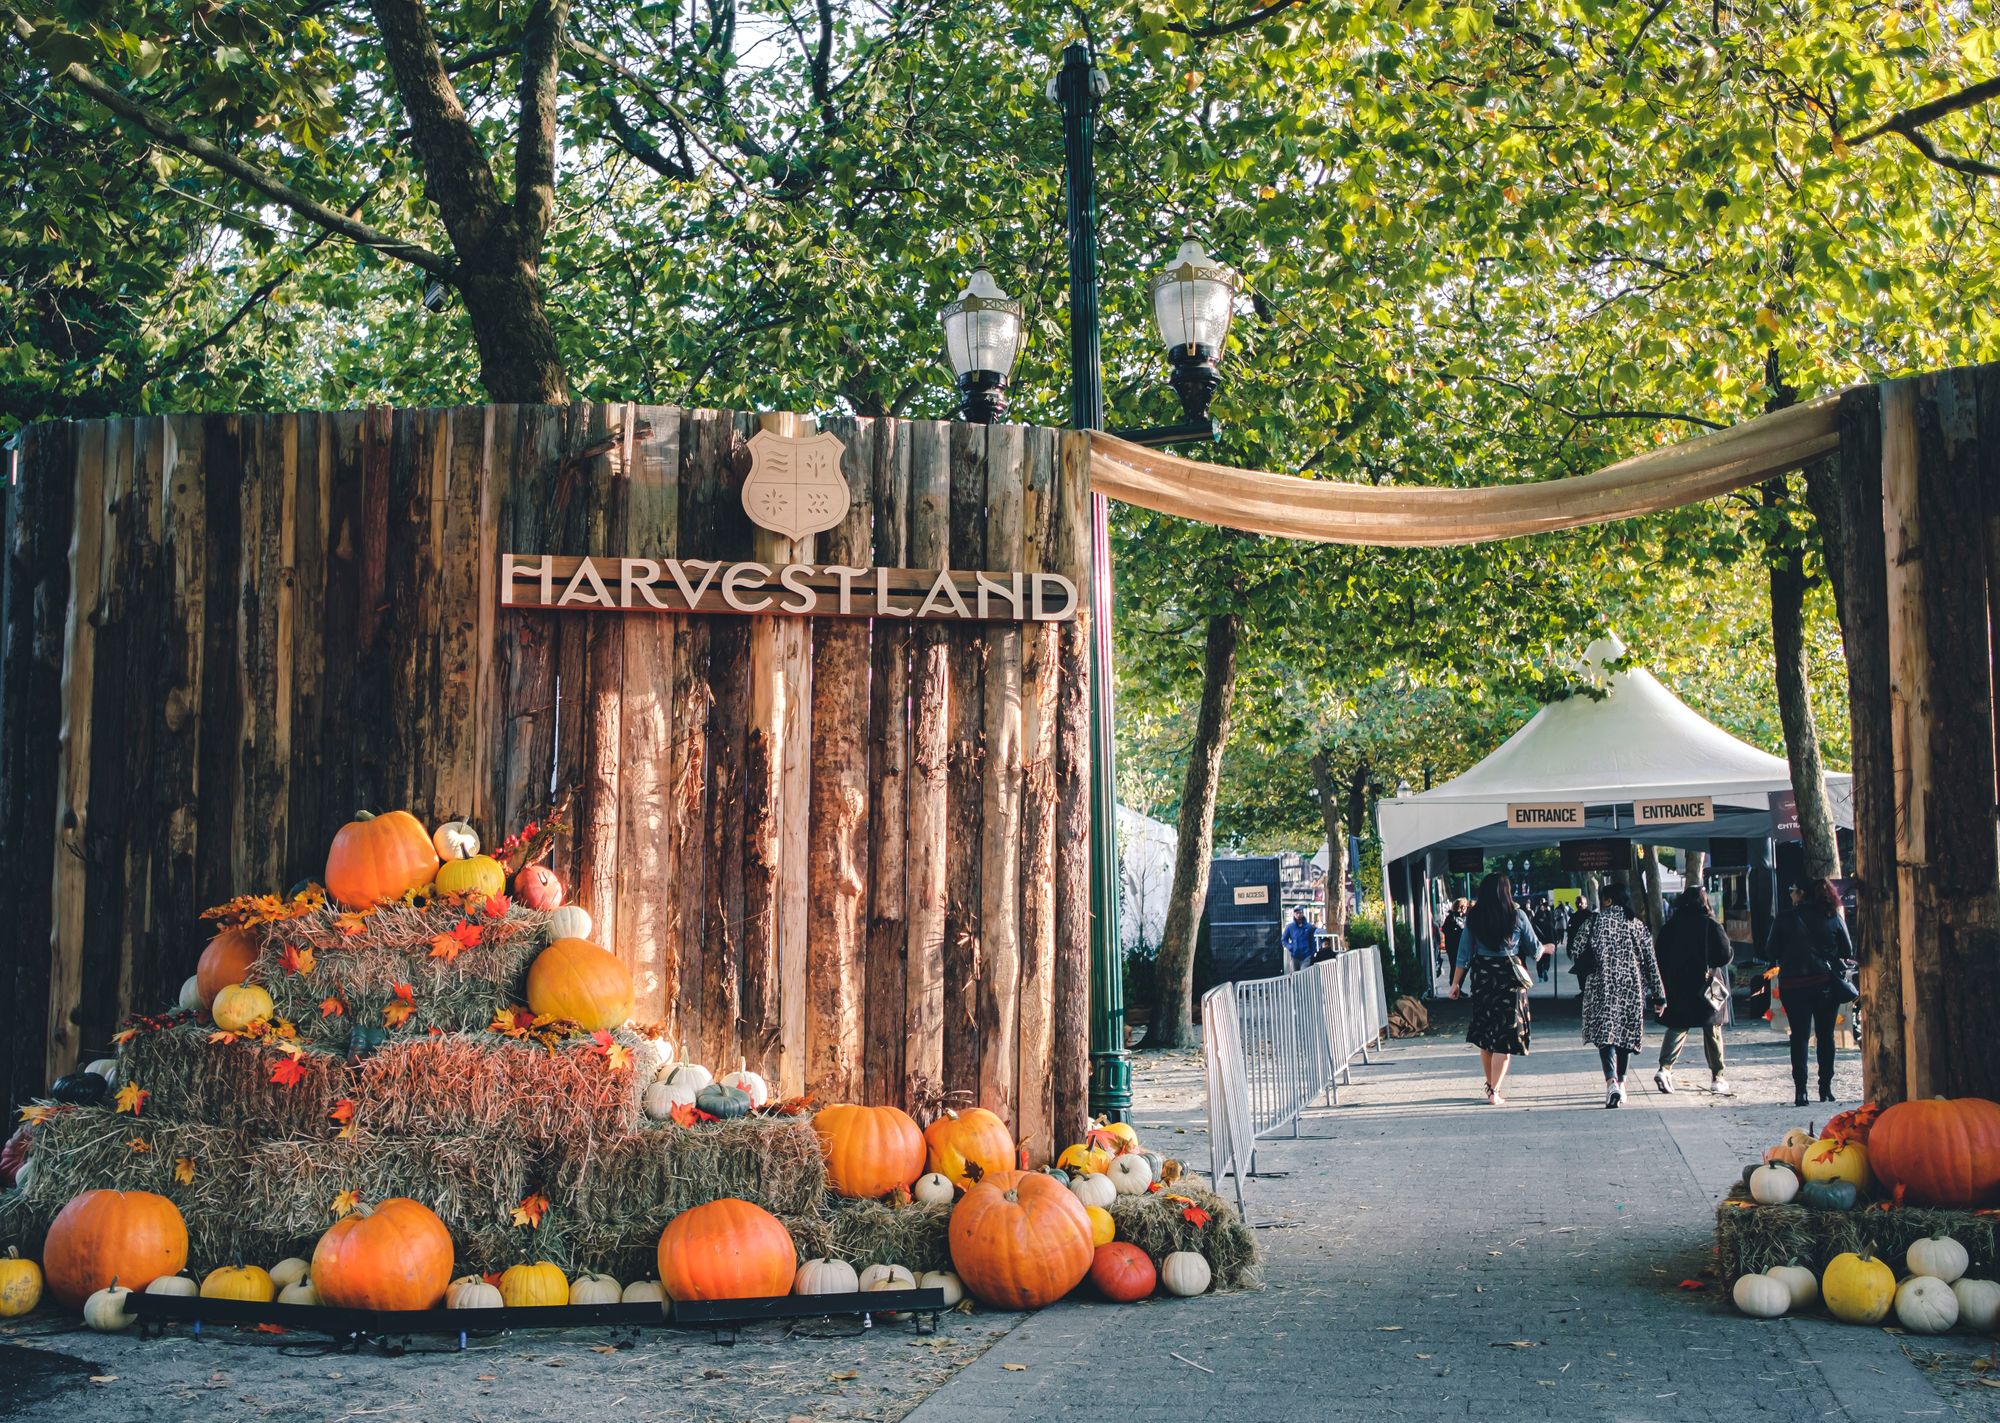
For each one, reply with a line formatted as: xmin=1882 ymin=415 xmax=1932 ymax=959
xmin=1117 ymin=805 xmax=1180 ymax=955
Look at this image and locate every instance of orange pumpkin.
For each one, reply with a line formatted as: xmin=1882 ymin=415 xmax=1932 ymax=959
xmin=525 ymin=937 xmax=634 ymax=1031
xmin=324 ymin=810 xmax=440 ymax=909
xmin=1089 ymin=1242 xmax=1157 ymax=1302
xmin=657 ymin=1199 xmax=796 ymax=1302
xmin=42 ymin=1189 xmax=189 ymax=1307
xmin=195 ymin=929 xmax=259 ymax=1009
xmin=923 ymin=1108 xmax=1016 ymax=1190
xmin=948 ymin=1172 xmax=1094 ymax=1309
xmin=1869 ymin=1097 xmax=2000 ymax=1207
xmin=813 ymin=1104 xmax=927 ymax=1199
xmin=310 ymin=1197 xmax=455 ymax=1311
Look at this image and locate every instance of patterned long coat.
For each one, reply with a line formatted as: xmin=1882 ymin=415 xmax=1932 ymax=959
xmin=1576 ymin=912 xmax=1665 ymax=1052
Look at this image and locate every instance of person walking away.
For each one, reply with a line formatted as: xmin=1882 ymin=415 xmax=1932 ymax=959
xmin=1653 ymin=885 xmax=1734 ymax=1096
xmin=1574 ymin=883 xmax=1664 ymax=1107
xmin=1440 ymin=899 xmax=1468 ymax=982
xmin=1282 ymin=907 xmax=1316 ymax=975
xmin=1447 ymin=873 xmax=1542 ymax=1105
xmin=1768 ymin=877 xmax=1853 ymax=1107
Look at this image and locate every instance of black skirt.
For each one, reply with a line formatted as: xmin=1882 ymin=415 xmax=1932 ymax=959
xmin=1466 ymin=955 xmax=1532 ymax=1056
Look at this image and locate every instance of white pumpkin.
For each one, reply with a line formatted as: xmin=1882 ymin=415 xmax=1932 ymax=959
xmin=1069 ymin=1173 xmax=1116 ymax=1210
xmin=278 ymin=1279 xmax=320 ymax=1306
xmin=546 ymin=904 xmax=593 ymax=941
xmin=1950 ymin=1277 xmax=2000 ymax=1333
xmin=1748 ymin=1164 xmax=1799 ymax=1206
xmin=919 ymin=1269 xmax=965 ymax=1307
xmin=1894 ymin=1275 xmax=1960 ymax=1334
xmin=144 ymin=1274 xmax=197 ymax=1297
xmin=794 ymin=1258 xmax=860 ymax=1296
xmin=432 ymin=820 xmax=481 ymax=860
xmin=268 ymin=1257 xmax=311 ymax=1289
xmin=569 ymin=1272 xmax=621 ymax=1306
xmin=12 ymin=1158 xmax=33 ymax=1193
xmin=1767 ymin=1264 xmax=1819 ymax=1311
xmin=1106 ymin=1154 xmax=1153 ymax=1196
xmin=83 ymin=1057 xmax=119 ymax=1084
xmin=719 ymin=1059 xmax=769 ymax=1109
xmin=1732 ymin=1273 xmax=1791 ymax=1318
xmin=647 ymin=1051 xmax=680 ymax=1084
xmin=1906 ymin=1235 xmax=1969 ymax=1286
xmin=83 ymin=1283 xmax=137 ymax=1331
xmin=644 ymin=1081 xmax=692 ymax=1121
xmin=1159 ymin=1251 xmax=1212 ymax=1298
xmin=178 ymin=974 xmax=204 ymax=1015
xmin=860 ymin=1263 xmax=916 ymax=1292
xmin=447 ymin=1279 xmax=503 ymax=1310
xmin=913 ymin=1172 xmax=956 ymax=1206
xmin=664 ymin=1062 xmax=714 ymax=1094
xmin=621 ymin=1279 xmax=666 ymax=1305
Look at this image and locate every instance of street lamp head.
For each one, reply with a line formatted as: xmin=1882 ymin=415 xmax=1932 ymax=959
xmin=940 ymin=269 xmax=1025 ymax=424
xmin=1150 ymin=238 xmax=1239 ymax=424
xmin=1396 ymin=779 xmax=1412 ymax=800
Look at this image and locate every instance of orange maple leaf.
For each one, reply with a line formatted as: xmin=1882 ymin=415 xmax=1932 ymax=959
xmin=208 ymin=1028 xmax=241 ymax=1045
xmin=511 ymin=1192 xmax=550 ymax=1230
xmin=114 ymin=1083 xmax=149 ymax=1116
xmin=111 ymin=1027 xmax=139 ymax=1046
xmin=329 ymin=1097 xmax=356 ymax=1126
xmin=482 ymin=893 xmax=512 ymax=919
xmin=480 ymin=1271 xmax=504 ymax=1287
xmin=252 ymin=1323 xmax=287 ymax=1335
xmin=17 ymin=1104 xmax=53 ymax=1125
xmin=279 ymin=943 xmax=316 ymax=976
xmin=489 ymin=1008 xmax=533 ymax=1037
xmin=1180 ymin=1204 xmax=1211 ymax=1228
xmin=427 ymin=933 xmax=465 ymax=963
xmin=128 ymin=1136 xmax=153 ymax=1153
xmin=603 ymin=1042 xmax=632 ymax=1073
xmin=269 ymin=1055 xmax=308 ymax=1088
xmin=320 ymin=997 xmax=344 ymax=1018
xmin=669 ymin=1101 xmax=703 ymax=1128
xmin=383 ymin=1000 xmax=415 ymax=1028
xmin=449 ymin=920 xmax=484 ymax=949
xmin=331 ymin=1189 xmax=360 ymax=1218
xmin=173 ymin=1156 xmax=197 ymax=1186
xmin=334 ymin=912 xmax=369 ymax=936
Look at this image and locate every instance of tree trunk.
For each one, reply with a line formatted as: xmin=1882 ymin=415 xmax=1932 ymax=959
xmin=1767 ymin=489 xmax=1841 ymax=879
xmin=1309 ymin=749 xmax=1348 ymax=940
xmin=1149 ymin=612 xmax=1241 ymax=1049
xmin=458 ymin=251 xmax=569 ymax=404
xmin=1641 ymin=844 xmax=1666 ymax=933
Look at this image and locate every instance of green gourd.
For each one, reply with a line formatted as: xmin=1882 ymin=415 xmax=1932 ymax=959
xmin=1798 ymin=1178 xmax=1858 ymax=1211
xmin=48 ymin=1072 xmax=109 ymax=1107
xmin=695 ymin=1082 xmax=752 ymax=1119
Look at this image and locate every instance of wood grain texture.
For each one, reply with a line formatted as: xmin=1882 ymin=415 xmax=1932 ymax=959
xmin=577 ymin=403 xmax=627 ymax=949
xmin=864 ymin=421 xmax=911 ymax=1105
xmin=903 ymin=421 xmax=952 ymax=1108
xmin=1051 ymin=431 xmax=1094 ymax=1147
xmin=1015 ymin=428 xmax=1061 ymax=1161
xmin=977 ymin=424 xmax=1026 ymax=1131
xmin=943 ymin=422 xmax=988 ymax=1105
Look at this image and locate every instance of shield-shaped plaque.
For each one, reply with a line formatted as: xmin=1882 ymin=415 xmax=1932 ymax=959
xmin=741 ymin=430 xmax=851 ymax=541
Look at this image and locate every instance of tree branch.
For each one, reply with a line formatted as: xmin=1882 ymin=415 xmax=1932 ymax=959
xmin=1161 ymin=0 xmax=1302 ymax=39
xmin=514 ymin=0 xmax=569 ymax=245
xmin=596 ymin=89 xmax=696 ymax=180
xmin=142 ymin=225 xmax=340 ymax=389
xmin=367 ymin=0 xmax=504 ymax=254
xmin=1845 ymin=73 xmax=2000 ymax=179
xmin=6 ymin=9 xmax=453 ymax=276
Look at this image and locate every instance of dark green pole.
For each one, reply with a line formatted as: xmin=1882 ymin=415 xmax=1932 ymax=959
xmin=1056 ymin=41 xmax=1131 ymax=1121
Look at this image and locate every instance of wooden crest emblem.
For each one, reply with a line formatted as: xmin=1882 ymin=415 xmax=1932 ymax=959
xmin=741 ymin=430 xmax=850 ymax=541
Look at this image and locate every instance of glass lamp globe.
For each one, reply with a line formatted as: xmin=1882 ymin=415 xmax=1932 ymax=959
xmin=1148 ymin=239 xmax=1240 ymax=422
xmin=940 ymin=269 xmax=1024 ymax=423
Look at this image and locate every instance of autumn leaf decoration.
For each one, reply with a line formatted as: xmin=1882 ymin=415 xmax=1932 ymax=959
xmin=331 ymin=1189 xmax=360 ymax=1218
xmin=279 ymin=943 xmax=316 ymax=976
xmin=127 ymin=1136 xmax=152 ymax=1153
xmin=588 ymin=1030 xmax=631 ymax=1073
xmin=512 ymin=1193 xmax=550 ymax=1230
xmin=270 ymin=1054 xmax=308 ymax=1089
xmin=201 ymin=885 xmax=325 ymax=929
xmin=320 ymin=996 xmax=345 ymax=1018
xmin=669 ymin=1100 xmax=717 ymax=1128
xmin=114 ymin=1083 xmax=149 ymax=1116
xmin=16 ymin=1104 xmax=56 ymax=1125
xmin=1161 ymin=1193 xmax=1210 ymax=1229
xmin=482 ymin=893 xmax=512 ymax=920
xmin=489 ymin=1007 xmax=535 ymax=1038
xmin=382 ymin=983 xmax=416 ymax=1028
xmin=173 ymin=1156 xmax=197 ymax=1186
xmin=329 ymin=1098 xmax=357 ymax=1139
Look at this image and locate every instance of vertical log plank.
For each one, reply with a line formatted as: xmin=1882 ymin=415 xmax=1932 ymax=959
xmin=115 ymin=419 xmax=170 ymax=1019
xmin=546 ymin=404 xmax=597 ymax=889
xmin=864 ymin=423 xmax=911 ymax=1105
xmin=943 ymin=423 xmax=988 ymax=1104
xmin=320 ymin=412 xmax=365 ymax=830
xmin=978 ymin=424 xmax=1026 ymax=1131
xmin=493 ymin=409 xmax=563 ymax=838
xmin=430 ymin=407 xmax=489 ymax=835
xmin=577 ymin=403 xmax=627 ymax=945
xmin=1014 ymin=427 xmax=1061 ymax=1162
xmin=904 ymin=423 xmax=951 ymax=1108
xmin=1051 ymin=431 xmax=1094 ymax=1146
xmin=283 ymin=413 xmax=332 ymax=882
xmin=82 ymin=419 xmax=140 ymax=1049
xmin=159 ymin=415 xmax=209 ymax=1008
xmin=1880 ymin=379 xmax=1931 ymax=1101
xmin=349 ymin=407 xmax=393 ymax=813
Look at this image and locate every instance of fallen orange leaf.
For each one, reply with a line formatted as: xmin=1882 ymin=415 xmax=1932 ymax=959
xmin=512 ymin=1192 xmax=550 ymax=1230
xmin=331 ymin=1189 xmax=359 ymax=1218
xmin=329 ymin=1098 xmax=356 ymax=1125
xmin=114 ymin=1083 xmax=149 ymax=1116
xmin=127 ymin=1136 xmax=152 ymax=1153
xmin=173 ymin=1156 xmax=196 ymax=1185
xmin=319 ymin=997 xmax=344 ymax=1018
xmin=279 ymin=943 xmax=316 ymax=976
xmin=270 ymin=1056 xmax=307 ymax=1088
xmin=427 ymin=933 xmax=465 ymax=963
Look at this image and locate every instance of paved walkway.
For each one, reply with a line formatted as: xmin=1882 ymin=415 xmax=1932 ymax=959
xmin=907 ymin=1001 xmax=1996 ymax=1423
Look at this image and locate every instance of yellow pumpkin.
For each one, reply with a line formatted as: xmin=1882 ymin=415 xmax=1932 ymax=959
xmin=499 ymin=1261 xmax=569 ymax=1308
xmin=1057 ymin=1142 xmax=1111 ymax=1176
xmin=1097 ymin=1121 xmax=1140 ymax=1151
xmin=1822 ymin=1251 xmax=1895 ymax=1325
xmin=1085 ymin=1205 xmax=1115 ymax=1247
xmin=434 ymin=855 xmax=506 ymax=899
xmin=1801 ymin=1137 xmax=1872 ymax=1194
xmin=0 ymin=1248 xmax=43 ymax=1317
xmin=200 ymin=1264 xmax=276 ymax=1302
xmin=525 ymin=938 xmax=634 ymax=1031
xmin=210 ymin=983 xmax=274 ymax=1033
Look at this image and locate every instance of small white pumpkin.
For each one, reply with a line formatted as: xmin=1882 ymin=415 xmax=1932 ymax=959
xmin=1906 ymin=1235 xmax=1969 ymax=1286
xmin=1159 ymin=1251 xmax=1211 ymax=1298
xmin=144 ymin=1273 xmax=197 ymax=1297
xmin=178 ymin=974 xmax=204 ymax=1015
xmin=84 ymin=1283 xmax=137 ymax=1331
xmin=12 ymin=1158 xmax=33 ymax=1193
xmin=644 ymin=1081 xmax=692 ymax=1121
xmin=1950 ymin=1277 xmax=2000 ymax=1333
xmin=1106 ymin=1154 xmax=1153 ymax=1196
xmin=794 ymin=1258 xmax=860 ymax=1296
xmin=278 ymin=1279 xmax=320 ymax=1306
xmin=919 ymin=1269 xmax=964 ymax=1307
xmin=647 ymin=1051 xmax=681 ymax=1084
xmin=621 ymin=1279 xmax=666 ymax=1305
xmin=268 ymin=1257 xmax=311 ymax=1289
xmin=1069 ymin=1172 xmax=1116 ymax=1210
xmin=83 ymin=1057 xmax=119 ymax=1084
xmin=432 ymin=820 xmax=481 ymax=860
xmin=664 ymin=1061 xmax=714 ymax=1094
xmin=1894 ymin=1275 xmax=1960 ymax=1334
xmin=447 ymin=1279 xmax=503 ymax=1310
xmin=1748 ymin=1163 xmax=1799 ymax=1206
xmin=719 ymin=1059 xmax=769 ymax=1109
xmin=1767 ymin=1264 xmax=1819 ymax=1311
xmin=1732 ymin=1272 xmax=1791 ymax=1318
xmin=546 ymin=904 xmax=593 ymax=941
xmin=569 ymin=1272 xmax=621 ymax=1306
xmin=913 ymin=1172 xmax=956 ymax=1206
xmin=860 ymin=1263 xmax=916 ymax=1292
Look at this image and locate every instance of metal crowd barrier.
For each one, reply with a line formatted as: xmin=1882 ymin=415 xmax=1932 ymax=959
xmin=1201 ymin=946 xmax=1390 ymax=1215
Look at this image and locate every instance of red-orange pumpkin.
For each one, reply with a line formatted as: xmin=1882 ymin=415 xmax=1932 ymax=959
xmin=525 ymin=937 xmax=634 ymax=1031
xmin=1089 ymin=1242 xmax=1157 ymax=1302
xmin=923 ymin=1108 xmax=1016 ymax=1191
xmin=310 ymin=1197 xmax=455 ymax=1310
xmin=42 ymin=1189 xmax=189 ymax=1306
xmin=813 ymin=1104 xmax=927 ymax=1199
xmin=514 ymin=864 xmax=564 ymax=911
xmin=948 ymin=1172 xmax=1094 ymax=1310
xmin=195 ymin=928 xmax=259 ymax=1008
xmin=657 ymin=1199 xmax=796 ymax=1302
xmin=324 ymin=810 xmax=440 ymax=909
xmin=1869 ymin=1097 xmax=2000 ymax=1207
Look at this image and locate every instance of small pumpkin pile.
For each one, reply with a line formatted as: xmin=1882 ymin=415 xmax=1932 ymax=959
xmin=1731 ymin=1233 xmax=1998 ymax=1336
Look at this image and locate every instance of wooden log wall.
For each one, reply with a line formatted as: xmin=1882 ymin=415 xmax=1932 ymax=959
xmin=0 ymin=407 xmax=1094 ymax=1158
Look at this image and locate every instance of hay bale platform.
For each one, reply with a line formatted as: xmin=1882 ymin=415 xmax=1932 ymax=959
xmin=1713 ymin=1184 xmax=1999 ymax=1281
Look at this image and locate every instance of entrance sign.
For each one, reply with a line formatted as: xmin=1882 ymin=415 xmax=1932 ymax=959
xmin=741 ymin=429 xmax=851 ymax=539
xmin=1634 ymin=795 xmax=1714 ymax=826
xmin=1769 ymin=788 xmax=1800 ymax=838
xmin=1506 ymin=802 xmax=1585 ymax=832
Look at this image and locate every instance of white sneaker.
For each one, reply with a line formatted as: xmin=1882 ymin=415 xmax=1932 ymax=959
xmin=1605 ymin=1079 xmax=1623 ymax=1108
xmin=1654 ymin=1068 xmax=1675 ymax=1094
xmin=1711 ymin=1076 xmax=1733 ymax=1096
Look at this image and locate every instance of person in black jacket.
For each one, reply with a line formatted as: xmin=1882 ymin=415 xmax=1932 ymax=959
xmin=1767 ymin=877 xmax=1854 ymax=1107
xmin=1652 ymin=886 xmax=1734 ymax=1096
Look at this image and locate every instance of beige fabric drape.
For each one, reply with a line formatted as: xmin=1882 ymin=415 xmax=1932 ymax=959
xmin=1086 ymin=391 xmax=1844 ymax=546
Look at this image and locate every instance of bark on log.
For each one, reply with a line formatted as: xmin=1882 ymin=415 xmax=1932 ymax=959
xmin=865 ymin=422 xmax=911 ymax=1105
xmin=1014 ymin=427 xmax=1061 ymax=1162
xmin=903 ymin=423 xmax=951 ymax=1108
xmin=1050 ymin=432 xmax=1093 ymax=1147
xmin=699 ymin=415 xmax=754 ymax=1069
xmin=943 ymin=423 xmax=987 ymax=1103
xmin=978 ymin=424 xmax=1026 ymax=1132
xmin=577 ymin=403 xmax=627 ymax=949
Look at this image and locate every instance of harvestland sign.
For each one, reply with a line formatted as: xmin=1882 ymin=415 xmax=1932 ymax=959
xmin=502 ymin=429 xmax=1078 ymax=622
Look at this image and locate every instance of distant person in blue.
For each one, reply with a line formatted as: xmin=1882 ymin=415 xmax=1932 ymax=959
xmin=1282 ymin=907 xmax=1316 ymax=973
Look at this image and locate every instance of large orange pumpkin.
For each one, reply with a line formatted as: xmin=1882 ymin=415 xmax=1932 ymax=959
xmin=43 ymin=1189 xmax=189 ymax=1306
xmin=1869 ymin=1097 xmax=2000 ymax=1207
xmin=948 ymin=1172 xmax=1094 ymax=1309
xmin=923 ymin=1108 xmax=1016 ymax=1190
xmin=814 ymin=1104 xmax=927 ymax=1199
xmin=526 ymin=937 xmax=634 ymax=1031
xmin=310 ymin=1197 xmax=455 ymax=1311
xmin=324 ymin=810 xmax=440 ymax=909
xmin=657 ymin=1199 xmax=796 ymax=1302
xmin=195 ymin=929 xmax=259 ymax=1009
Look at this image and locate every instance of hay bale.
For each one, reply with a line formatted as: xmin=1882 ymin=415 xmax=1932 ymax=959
xmin=118 ymin=1025 xmax=349 ymax=1135
xmin=1108 ymin=1187 xmax=1259 ymax=1288
xmin=353 ymin=1032 xmax=657 ymax=1146
xmin=550 ymin=1117 xmax=827 ymax=1227
xmin=824 ymin=1199 xmax=953 ymax=1273
xmin=1713 ymin=1185 xmax=1999 ymax=1281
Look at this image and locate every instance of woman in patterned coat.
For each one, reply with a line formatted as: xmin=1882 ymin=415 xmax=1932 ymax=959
xmin=1573 ymin=882 xmax=1665 ymax=1108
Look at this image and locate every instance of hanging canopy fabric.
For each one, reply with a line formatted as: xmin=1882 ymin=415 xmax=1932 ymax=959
xmin=1374 ymin=664 xmax=1852 ymax=866
xmin=1086 ymin=391 xmax=1843 ymax=546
